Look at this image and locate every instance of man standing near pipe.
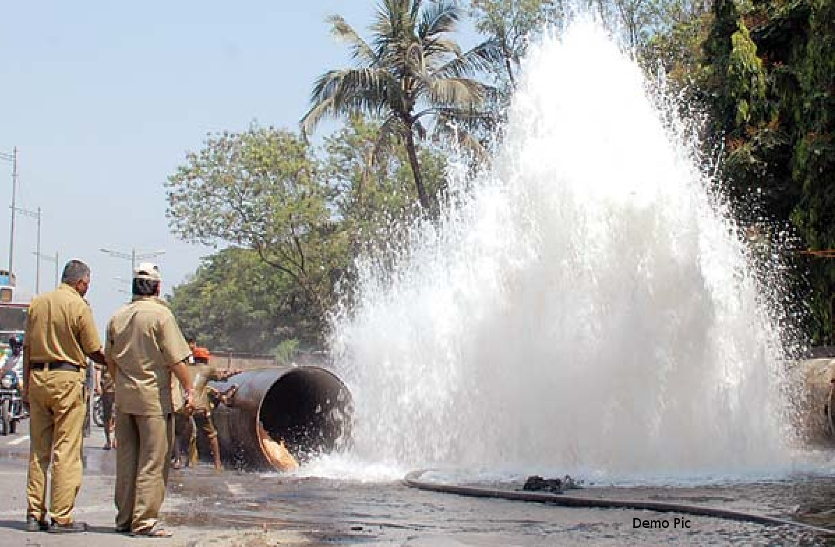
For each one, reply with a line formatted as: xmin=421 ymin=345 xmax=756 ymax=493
xmin=180 ymin=337 xmax=239 ymax=471
xmin=106 ymin=262 xmax=193 ymax=538
xmin=94 ymin=361 xmax=116 ymax=450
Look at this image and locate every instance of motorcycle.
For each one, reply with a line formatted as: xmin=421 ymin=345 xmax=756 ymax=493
xmin=0 ymin=352 xmax=25 ymax=435
xmin=92 ymin=393 xmax=104 ymax=428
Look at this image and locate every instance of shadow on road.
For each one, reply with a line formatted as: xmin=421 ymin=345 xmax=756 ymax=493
xmin=0 ymin=519 xmax=26 ymax=532
xmin=0 ymin=519 xmax=124 ymax=536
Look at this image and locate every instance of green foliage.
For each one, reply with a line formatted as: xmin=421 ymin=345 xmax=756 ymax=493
xmin=302 ymin=0 xmax=499 ymax=211
xmin=469 ymin=0 xmax=555 ymax=88
xmin=728 ymin=23 xmax=766 ymax=124
xmin=703 ymin=0 xmax=745 ymax=134
xmin=162 ymin=0 xmax=835 ymax=349
xmin=166 ymin=125 xmax=350 ymax=332
xmin=274 ymin=338 xmax=300 ymax=364
xmin=647 ymin=12 xmax=709 ymax=73
xmin=699 ymin=0 xmax=835 ymax=343
xmin=166 ymin=118 xmax=449 ymax=349
xmin=644 ymin=10 xmax=713 ymax=117
xmin=322 ymin=116 xmax=446 ymax=249
xmin=168 ymin=249 xmax=321 ymax=353
xmin=788 ymin=0 xmax=835 ymax=343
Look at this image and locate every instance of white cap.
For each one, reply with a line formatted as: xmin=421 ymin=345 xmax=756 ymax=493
xmin=133 ymin=262 xmax=161 ymax=281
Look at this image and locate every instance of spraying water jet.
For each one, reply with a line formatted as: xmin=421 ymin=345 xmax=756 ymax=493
xmin=330 ymin=16 xmax=799 ymax=480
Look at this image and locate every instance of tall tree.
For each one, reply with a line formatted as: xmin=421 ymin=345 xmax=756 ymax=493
xmin=322 ymin=115 xmax=447 ymax=251
xmin=699 ymin=0 xmax=835 ymax=343
xmin=788 ymin=0 xmax=835 ymax=343
xmin=168 ymin=248 xmax=320 ymax=353
xmin=469 ymin=0 xmax=555 ymax=89
xmin=165 ymin=125 xmax=349 ymax=330
xmin=644 ymin=8 xmax=712 ymax=97
xmin=301 ymin=0 xmax=500 ymax=211
xmin=567 ymin=0 xmax=711 ymax=67
xmin=701 ymin=0 xmax=777 ymax=223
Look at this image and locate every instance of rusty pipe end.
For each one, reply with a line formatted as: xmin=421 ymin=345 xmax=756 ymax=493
xmin=209 ymin=366 xmax=353 ymax=471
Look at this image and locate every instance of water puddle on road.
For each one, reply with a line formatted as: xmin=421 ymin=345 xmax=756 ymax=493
xmin=159 ymin=466 xmax=835 ymax=545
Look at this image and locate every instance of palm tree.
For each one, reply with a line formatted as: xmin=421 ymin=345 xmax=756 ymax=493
xmin=301 ymin=0 xmax=499 ymax=211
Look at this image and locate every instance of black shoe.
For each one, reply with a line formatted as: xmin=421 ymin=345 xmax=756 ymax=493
xmin=48 ymin=520 xmax=88 ymax=533
xmin=25 ymin=515 xmax=48 ymax=532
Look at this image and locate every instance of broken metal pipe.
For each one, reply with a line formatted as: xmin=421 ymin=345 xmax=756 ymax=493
xmin=204 ymin=366 xmax=353 ymax=471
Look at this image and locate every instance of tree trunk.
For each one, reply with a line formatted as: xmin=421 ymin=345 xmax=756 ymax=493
xmin=404 ymin=127 xmax=431 ymax=210
xmin=502 ymin=42 xmax=516 ymax=89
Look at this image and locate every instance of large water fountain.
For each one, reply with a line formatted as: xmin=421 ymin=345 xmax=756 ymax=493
xmin=327 ymin=18 xmax=801 ymax=483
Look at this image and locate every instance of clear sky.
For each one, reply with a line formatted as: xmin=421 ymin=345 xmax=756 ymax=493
xmin=0 ymin=1 xmax=408 ymax=332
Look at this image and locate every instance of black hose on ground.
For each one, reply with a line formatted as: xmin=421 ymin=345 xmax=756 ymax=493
xmin=404 ymin=469 xmax=835 ymax=536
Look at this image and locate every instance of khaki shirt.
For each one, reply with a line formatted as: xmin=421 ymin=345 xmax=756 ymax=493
xmin=106 ymin=296 xmax=190 ymax=415
xmin=172 ymin=363 xmax=224 ymax=413
xmin=24 ymin=283 xmax=102 ymax=369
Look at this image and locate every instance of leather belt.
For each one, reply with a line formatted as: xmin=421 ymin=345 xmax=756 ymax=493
xmin=30 ymin=362 xmax=81 ymax=372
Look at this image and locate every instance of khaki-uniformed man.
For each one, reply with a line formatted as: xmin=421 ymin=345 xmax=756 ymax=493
xmin=106 ymin=262 xmax=193 ymax=538
xmin=23 ymin=259 xmax=108 ymax=534
xmin=94 ymin=361 xmax=116 ymax=449
xmin=178 ymin=339 xmax=239 ymax=470
xmin=171 ymin=394 xmax=195 ymax=469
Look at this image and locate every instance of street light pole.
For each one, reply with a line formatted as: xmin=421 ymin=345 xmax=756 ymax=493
xmin=100 ymin=247 xmax=165 ymax=281
xmin=15 ymin=206 xmax=42 ymax=292
xmin=36 ymin=207 xmax=41 ymax=291
xmin=0 ymin=147 xmax=17 ymax=275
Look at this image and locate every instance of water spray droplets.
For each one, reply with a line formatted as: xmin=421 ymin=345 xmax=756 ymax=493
xmin=328 ymin=17 xmax=798 ymax=482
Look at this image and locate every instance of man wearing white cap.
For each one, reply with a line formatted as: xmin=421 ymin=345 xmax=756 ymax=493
xmin=105 ymin=262 xmax=193 ymax=538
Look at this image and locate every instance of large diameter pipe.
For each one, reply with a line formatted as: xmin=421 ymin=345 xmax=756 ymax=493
xmin=206 ymin=366 xmax=353 ymax=471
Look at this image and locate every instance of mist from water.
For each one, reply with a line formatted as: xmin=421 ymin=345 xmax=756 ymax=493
xmin=325 ymin=18 xmax=800 ymax=483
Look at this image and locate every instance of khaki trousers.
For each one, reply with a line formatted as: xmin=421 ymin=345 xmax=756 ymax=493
xmin=26 ymin=369 xmax=86 ymax=525
xmin=100 ymin=391 xmax=116 ymax=443
xmin=193 ymin=410 xmax=218 ymax=439
xmin=115 ymin=411 xmax=173 ymax=533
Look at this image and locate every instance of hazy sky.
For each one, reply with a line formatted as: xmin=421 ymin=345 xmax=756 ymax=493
xmin=0 ymin=1 xmax=424 ymax=331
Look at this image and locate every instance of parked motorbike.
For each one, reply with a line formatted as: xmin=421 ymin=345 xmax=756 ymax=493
xmin=0 ymin=350 xmax=25 ymax=435
xmin=92 ymin=393 xmax=104 ymax=428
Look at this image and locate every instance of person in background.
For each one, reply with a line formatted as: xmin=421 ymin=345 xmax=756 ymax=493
xmin=2 ymin=336 xmax=22 ymax=375
xmin=106 ymin=262 xmax=193 ymax=538
xmin=83 ymin=362 xmax=94 ymax=439
xmin=23 ymin=259 xmax=108 ymax=534
xmin=180 ymin=337 xmax=239 ymax=471
xmin=8 ymin=336 xmax=21 ymax=357
xmin=170 ymin=404 xmax=194 ymax=470
xmin=94 ymin=361 xmax=117 ymax=450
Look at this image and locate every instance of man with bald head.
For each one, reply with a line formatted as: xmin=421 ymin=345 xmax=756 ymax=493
xmin=23 ymin=259 xmax=108 ymax=533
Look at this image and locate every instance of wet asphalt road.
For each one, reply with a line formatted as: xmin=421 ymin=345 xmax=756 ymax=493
xmin=0 ymin=420 xmax=834 ymax=545
xmin=164 ymin=467 xmax=835 ymax=546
